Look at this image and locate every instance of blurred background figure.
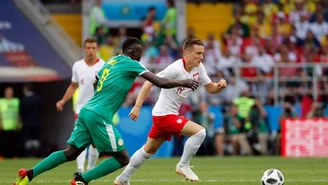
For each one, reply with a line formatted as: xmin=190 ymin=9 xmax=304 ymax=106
xmin=20 ymin=84 xmax=42 ymax=157
xmin=0 ymin=87 xmax=20 ymax=158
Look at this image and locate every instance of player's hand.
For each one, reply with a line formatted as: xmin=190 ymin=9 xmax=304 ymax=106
xmin=181 ymin=79 xmax=199 ymax=91
xmin=129 ymin=106 xmax=141 ymax=121
xmin=56 ymin=100 xmax=65 ymax=111
xmin=217 ymin=79 xmax=227 ymax=89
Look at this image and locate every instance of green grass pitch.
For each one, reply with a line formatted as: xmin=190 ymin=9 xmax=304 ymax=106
xmin=1 ymin=157 xmax=327 ymax=185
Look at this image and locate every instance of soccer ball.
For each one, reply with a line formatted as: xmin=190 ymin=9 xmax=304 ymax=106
xmin=261 ymin=169 xmax=284 ymax=185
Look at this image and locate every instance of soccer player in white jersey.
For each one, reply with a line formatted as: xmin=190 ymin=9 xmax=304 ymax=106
xmin=114 ymin=38 xmax=227 ymax=185
xmin=56 ymin=37 xmax=105 ymax=176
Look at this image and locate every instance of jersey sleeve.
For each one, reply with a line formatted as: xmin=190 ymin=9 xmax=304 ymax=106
xmin=156 ymin=64 xmax=179 ymax=79
xmin=127 ymin=61 xmax=149 ymax=76
xmin=71 ymin=62 xmax=78 ymax=83
xmin=199 ymin=63 xmax=211 ymax=85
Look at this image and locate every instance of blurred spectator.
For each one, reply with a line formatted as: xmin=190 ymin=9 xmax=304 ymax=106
xmin=225 ymin=27 xmax=243 ymax=56
xmin=254 ymin=11 xmax=271 ymax=38
xmin=294 ymin=12 xmax=311 ymax=40
xmin=95 ymin=26 xmax=107 ymax=45
xmin=233 ymin=91 xmax=255 ymax=120
xmin=217 ymin=49 xmax=241 ymax=76
xmin=0 ymin=87 xmax=20 ymax=158
xmin=262 ymin=0 xmax=278 ymax=18
xmin=248 ymin=98 xmax=269 ymax=155
xmin=310 ymin=2 xmax=328 ymax=22
xmin=251 ymin=46 xmax=275 ymax=74
xmin=215 ymin=104 xmax=245 ymax=156
xmin=306 ymin=100 xmax=326 ymax=118
xmin=299 ymin=30 xmax=320 ymax=49
xmin=274 ymin=44 xmax=297 ymax=63
xmin=225 ymin=76 xmax=249 ymax=103
xmin=141 ymin=6 xmax=157 ymax=43
xmin=161 ymin=0 xmax=177 ymax=37
xmin=289 ymin=1 xmax=310 ymax=24
xmin=225 ymin=12 xmax=250 ymax=38
xmin=203 ymin=33 xmax=221 ymax=76
xmin=140 ymin=41 xmax=159 ymax=69
xmin=115 ymin=26 xmax=128 ymax=53
xmin=20 ymin=84 xmax=42 ymax=157
xmin=310 ymin=12 xmax=328 ymax=41
xmin=155 ymin=45 xmax=174 ymax=67
xmin=99 ymin=35 xmax=116 ymax=61
xmin=89 ymin=0 xmax=110 ymax=36
xmin=250 ymin=72 xmax=273 ymax=103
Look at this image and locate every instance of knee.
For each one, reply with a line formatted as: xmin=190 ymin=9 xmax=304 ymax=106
xmin=64 ymin=146 xmax=83 ymax=161
xmin=196 ymin=129 xmax=206 ymax=140
xmin=115 ymin=154 xmax=130 ymax=167
xmin=143 ymin=144 xmax=159 ymax=154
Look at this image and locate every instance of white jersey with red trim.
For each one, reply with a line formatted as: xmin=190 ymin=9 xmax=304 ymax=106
xmin=152 ymin=59 xmax=211 ymax=116
xmin=72 ymin=58 xmax=105 ymax=114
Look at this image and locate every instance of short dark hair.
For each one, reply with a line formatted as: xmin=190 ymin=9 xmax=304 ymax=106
xmin=148 ymin=6 xmax=156 ymax=11
xmin=84 ymin=37 xmax=97 ymax=47
xmin=122 ymin=37 xmax=142 ymax=53
xmin=183 ymin=38 xmax=204 ymax=51
xmin=23 ymin=83 xmax=33 ymax=91
xmin=167 ymin=0 xmax=174 ymax=7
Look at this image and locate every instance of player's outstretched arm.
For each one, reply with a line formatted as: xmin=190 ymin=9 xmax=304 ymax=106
xmin=204 ymin=79 xmax=227 ymax=94
xmin=129 ymin=81 xmax=153 ymax=121
xmin=140 ymin=72 xmax=199 ymax=90
xmin=56 ymin=82 xmax=78 ymax=111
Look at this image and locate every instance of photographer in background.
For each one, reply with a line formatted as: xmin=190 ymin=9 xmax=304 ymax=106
xmin=248 ymin=98 xmax=269 ymax=155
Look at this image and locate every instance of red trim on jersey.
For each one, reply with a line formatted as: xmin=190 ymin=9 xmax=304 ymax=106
xmin=182 ymin=58 xmax=188 ymax=71
xmin=74 ymin=114 xmax=79 ymax=121
xmin=84 ymin=58 xmax=100 ymax=65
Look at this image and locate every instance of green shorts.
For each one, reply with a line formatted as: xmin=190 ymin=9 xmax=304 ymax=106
xmin=67 ymin=108 xmax=125 ymax=153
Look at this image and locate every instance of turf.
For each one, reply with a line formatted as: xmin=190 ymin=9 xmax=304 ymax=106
xmin=1 ymin=157 xmax=327 ymax=185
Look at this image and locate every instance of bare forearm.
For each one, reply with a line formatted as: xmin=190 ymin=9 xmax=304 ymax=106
xmin=61 ymin=85 xmax=77 ymax=103
xmin=135 ymin=81 xmax=153 ymax=108
xmin=207 ymin=83 xmax=223 ymax=94
xmin=147 ymin=75 xmax=184 ymax=89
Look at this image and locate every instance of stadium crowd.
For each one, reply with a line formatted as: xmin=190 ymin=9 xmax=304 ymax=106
xmin=88 ymin=0 xmax=328 ymax=156
xmin=2 ymin=0 xmax=327 ymax=159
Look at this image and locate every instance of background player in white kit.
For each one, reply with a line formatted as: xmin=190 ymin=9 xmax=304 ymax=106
xmin=114 ymin=38 xmax=227 ymax=185
xmin=56 ymin=38 xmax=105 ymax=176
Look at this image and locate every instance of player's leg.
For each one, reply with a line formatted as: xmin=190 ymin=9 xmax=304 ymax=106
xmin=74 ymin=113 xmax=87 ymax=176
xmin=86 ymin=144 xmax=99 ymax=171
xmin=75 ymin=148 xmax=87 ymax=175
xmin=14 ymin=145 xmax=85 ymax=185
xmin=115 ymin=137 xmax=166 ymax=185
xmin=14 ymin=109 xmax=91 ymax=185
xmin=176 ymin=120 xmax=206 ymax=182
xmin=72 ymin=112 xmax=128 ymax=185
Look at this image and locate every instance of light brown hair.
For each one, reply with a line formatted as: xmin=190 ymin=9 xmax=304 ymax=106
xmin=84 ymin=37 xmax=97 ymax=47
xmin=183 ymin=38 xmax=204 ymax=51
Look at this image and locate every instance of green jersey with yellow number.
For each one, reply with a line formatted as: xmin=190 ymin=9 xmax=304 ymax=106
xmin=83 ymin=55 xmax=148 ymax=123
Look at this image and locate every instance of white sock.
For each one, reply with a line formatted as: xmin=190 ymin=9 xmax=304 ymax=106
xmin=76 ymin=148 xmax=87 ymax=173
xmin=87 ymin=145 xmax=99 ymax=171
xmin=178 ymin=129 xmax=206 ymax=167
xmin=117 ymin=147 xmax=152 ymax=182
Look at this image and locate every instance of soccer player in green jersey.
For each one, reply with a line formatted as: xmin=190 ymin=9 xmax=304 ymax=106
xmin=13 ymin=37 xmax=199 ymax=185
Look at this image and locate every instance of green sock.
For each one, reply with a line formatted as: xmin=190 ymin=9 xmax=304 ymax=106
xmin=82 ymin=157 xmax=122 ymax=182
xmin=32 ymin=151 xmax=67 ymax=178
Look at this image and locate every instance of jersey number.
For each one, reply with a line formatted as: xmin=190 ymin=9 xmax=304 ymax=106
xmin=97 ymin=68 xmax=110 ymax=92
